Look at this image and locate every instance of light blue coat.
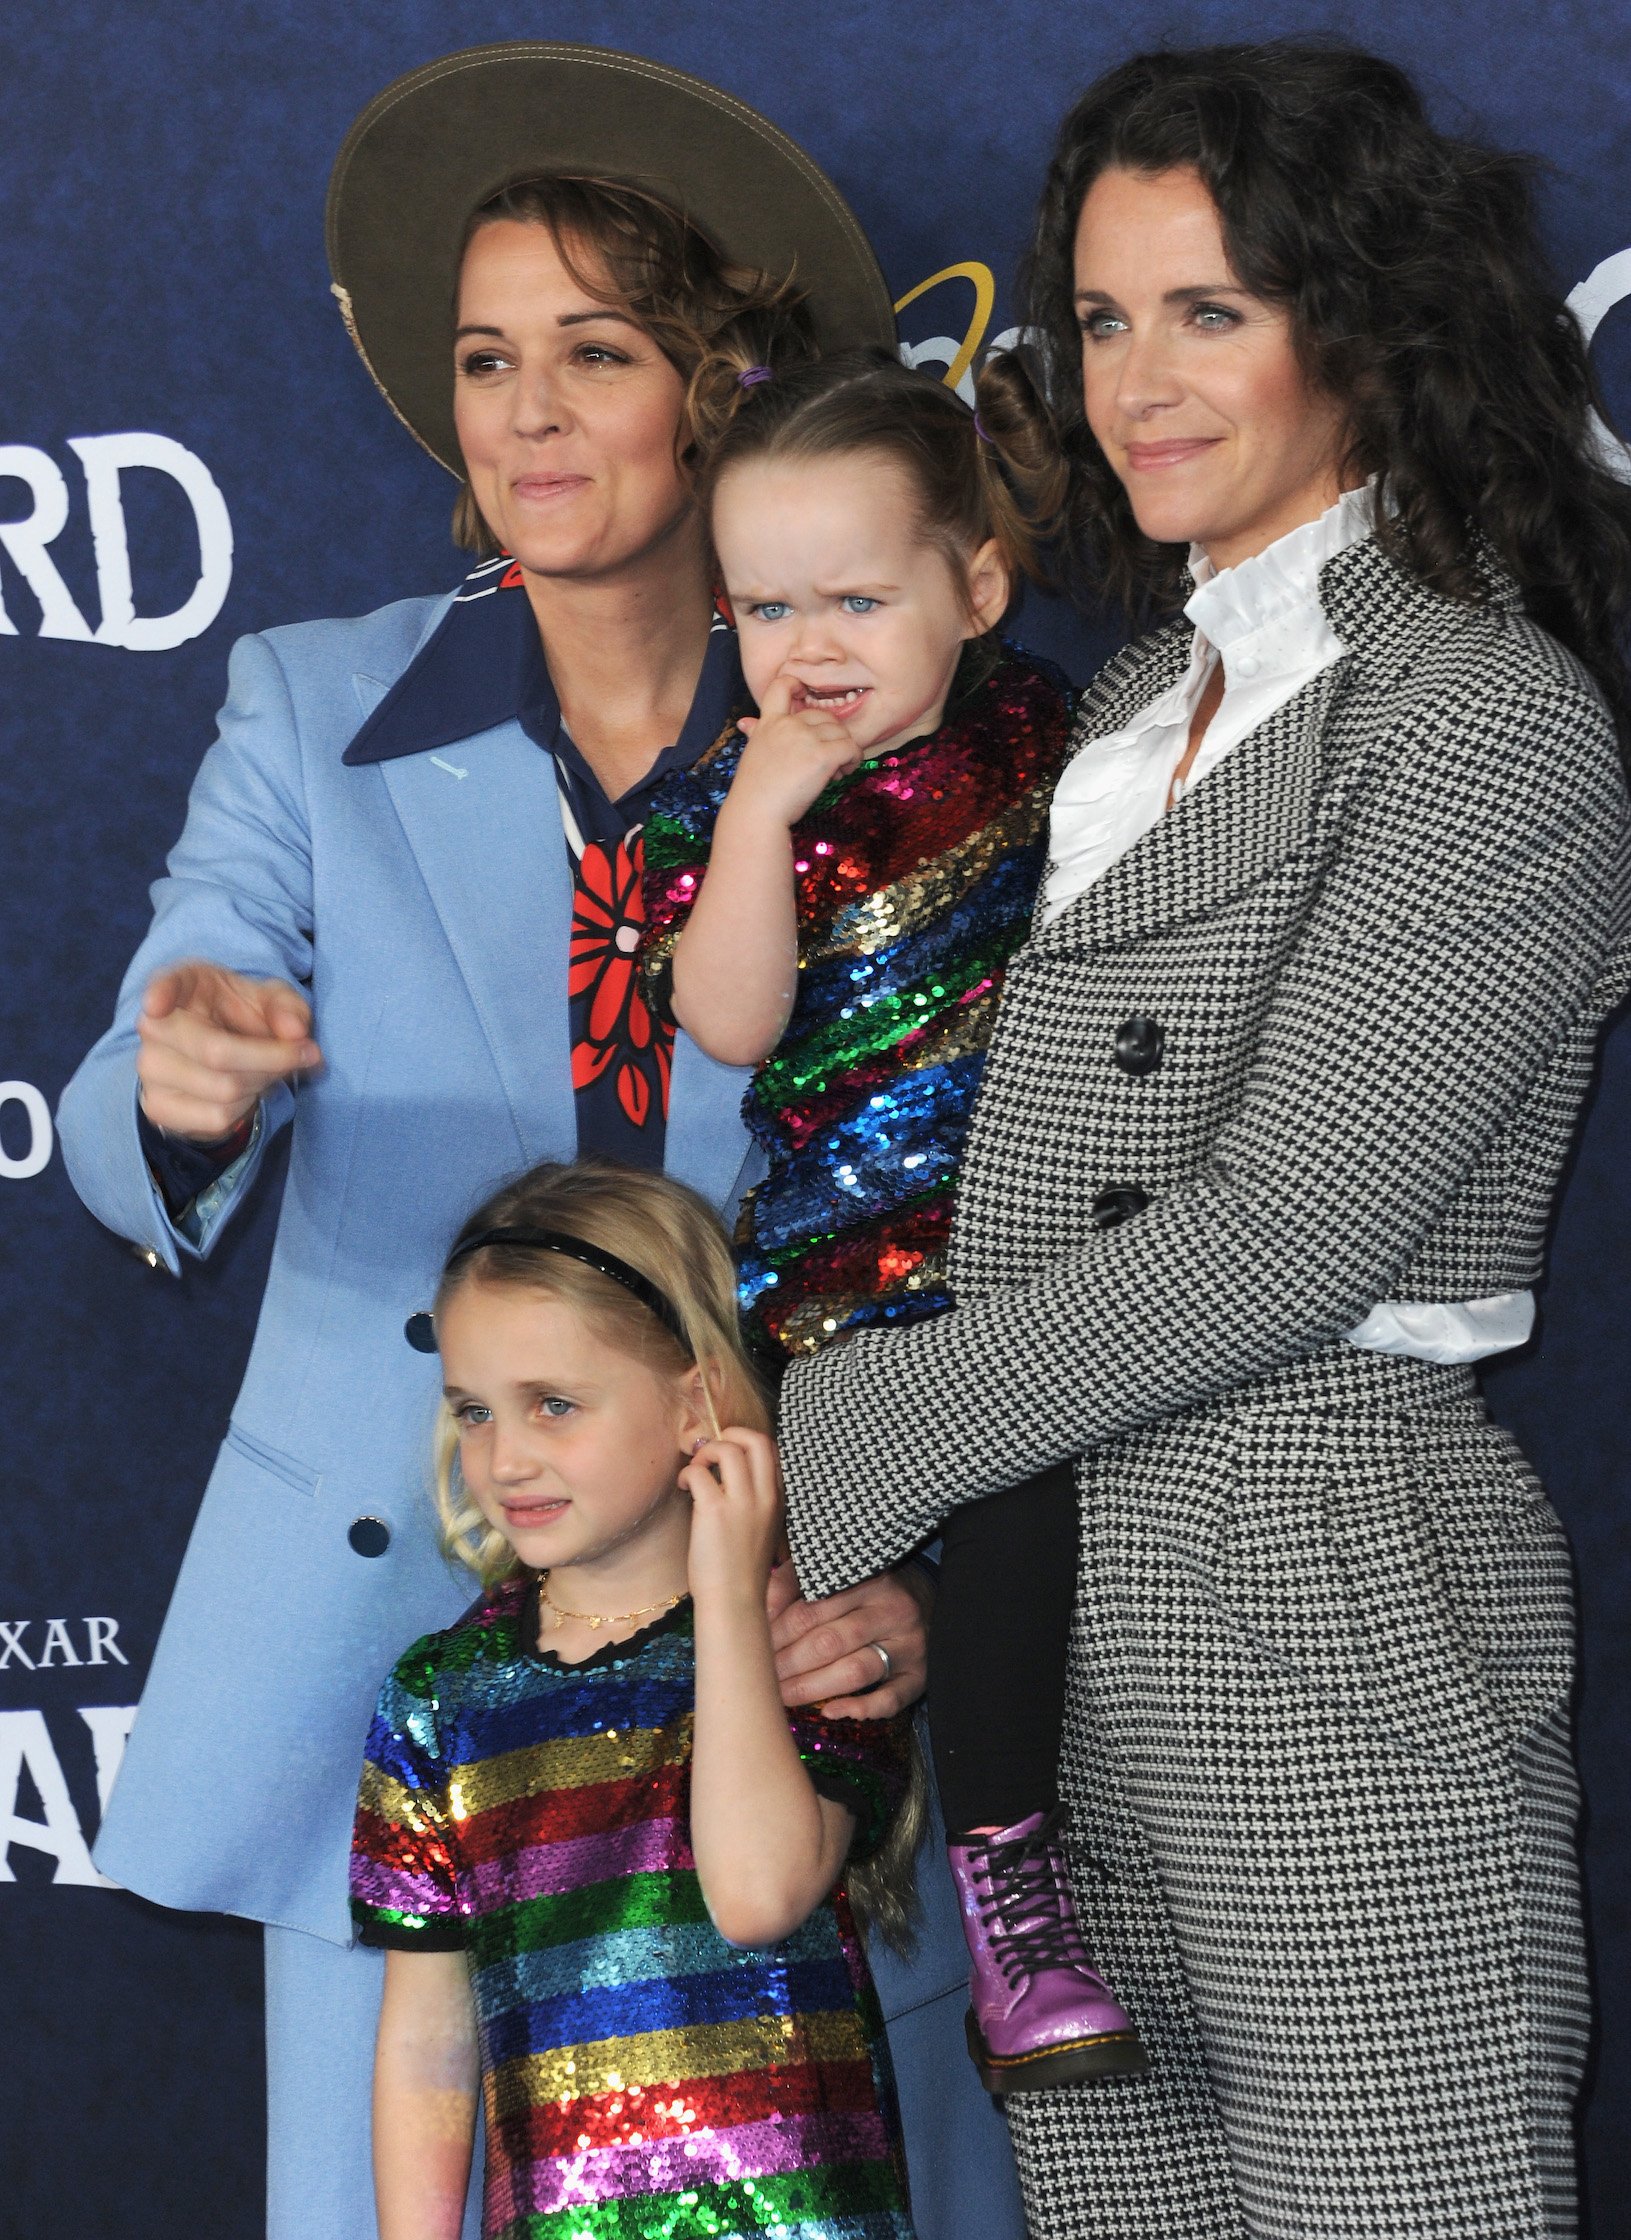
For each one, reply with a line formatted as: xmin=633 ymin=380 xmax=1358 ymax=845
xmin=57 ymin=589 xmax=1024 ymax=2234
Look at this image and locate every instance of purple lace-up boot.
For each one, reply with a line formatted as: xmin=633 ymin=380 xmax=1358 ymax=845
xmin=947 ymin=1808 xmax=1150 ymax=2095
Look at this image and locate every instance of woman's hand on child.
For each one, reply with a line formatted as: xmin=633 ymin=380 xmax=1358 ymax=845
xmin=683 ymin=1428 xmax=787 ymax=1606
xmin=769 ymin=1557 xmax=933 ymax=1720
xmin=728 ymin=672 xmax=864 ymax=829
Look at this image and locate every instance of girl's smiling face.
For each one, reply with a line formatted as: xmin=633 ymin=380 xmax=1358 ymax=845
xmin=712 ymin=450 xmax=1008 ymax=757
xmin=438 ymin=1280 xmax=703 ymax=1585
xmin=1072 ymin=165 xmax=1350 ymax=569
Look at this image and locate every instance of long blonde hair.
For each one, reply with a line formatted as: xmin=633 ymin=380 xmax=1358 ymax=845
xmin=431 ymin=1159 xmax=767 ymax=1585
xmin=426 ymin=1156 xmax=924 ymax=1951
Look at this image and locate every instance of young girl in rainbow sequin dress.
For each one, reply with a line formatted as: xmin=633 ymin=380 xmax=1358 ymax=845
xmin=350 ymin=1161 xmax=918 ymax=2240
xmin=640 ymin=348 xmax=1149 ymax=2094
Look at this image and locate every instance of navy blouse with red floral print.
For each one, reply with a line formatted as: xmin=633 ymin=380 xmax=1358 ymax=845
xmin=335 ymin=554 xmax=746 ymax=1172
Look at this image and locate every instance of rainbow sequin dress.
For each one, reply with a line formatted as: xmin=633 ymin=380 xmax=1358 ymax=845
xmin=351 ymin=1580 xmax=915 ymax=2240
xmin=641 ymin=643 xmax=1073 ymax=1357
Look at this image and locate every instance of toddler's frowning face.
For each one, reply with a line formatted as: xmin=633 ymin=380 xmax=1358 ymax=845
xmin=712 ymin=451 xmax=1008 ymax=759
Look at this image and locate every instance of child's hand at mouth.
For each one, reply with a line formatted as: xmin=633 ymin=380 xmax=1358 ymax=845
xmin=727 ymin=670 xmax=865 ymax=831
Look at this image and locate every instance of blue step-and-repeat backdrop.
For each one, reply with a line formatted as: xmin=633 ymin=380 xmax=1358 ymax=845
xmin=4 ymin=4 xmax=1630 ymax=2233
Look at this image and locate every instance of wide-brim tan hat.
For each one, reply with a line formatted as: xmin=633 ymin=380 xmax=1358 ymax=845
xmin=326 ymin=42 xmax=897 ymax=475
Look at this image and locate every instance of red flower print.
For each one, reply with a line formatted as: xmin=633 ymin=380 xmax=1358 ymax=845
xmin=569 ymin=832 xmax=674 ymax=1129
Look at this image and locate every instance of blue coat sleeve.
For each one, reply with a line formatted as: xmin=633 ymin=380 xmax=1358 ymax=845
xmin=56 ymin=629 xmax=315 ymax=1271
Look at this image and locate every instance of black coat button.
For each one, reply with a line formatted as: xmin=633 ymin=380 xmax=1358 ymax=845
xmin=348 ymin=1516 xmax=392 ymax=1558
xmin=1090 ymin=1183 xmax=1150 ymax=1230
xmin=1113 ymin=1015 xmax=1165 ymax=1075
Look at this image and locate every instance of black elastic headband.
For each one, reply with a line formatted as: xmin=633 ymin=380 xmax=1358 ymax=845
xmin=404 ymin=1228 xmax=690 ymax=1355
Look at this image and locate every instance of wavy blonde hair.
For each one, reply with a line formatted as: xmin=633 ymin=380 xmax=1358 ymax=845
xmin=427 ymin=1156 xmax=924 ymax=1950
xmin=431 ymin=1159 xmax=768 ymax=1584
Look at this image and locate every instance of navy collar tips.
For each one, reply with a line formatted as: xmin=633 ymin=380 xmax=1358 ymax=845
xmin=344 ymin=573 xmax=545 ymax=766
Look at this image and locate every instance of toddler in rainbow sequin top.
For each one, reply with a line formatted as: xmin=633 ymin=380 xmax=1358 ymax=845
xmin=641 ymin=350 xmax=1150 ymax=2096
xmin=351 ymin=1162 xmax=917 ymax=2240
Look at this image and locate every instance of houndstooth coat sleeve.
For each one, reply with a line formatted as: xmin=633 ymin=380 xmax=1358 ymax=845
xmin=778 ymin=535 xmax=1631 ymax=1598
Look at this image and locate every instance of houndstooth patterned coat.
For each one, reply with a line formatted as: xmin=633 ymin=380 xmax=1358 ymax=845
xmin=778 ymin=532 xmax=1631 ymax=2240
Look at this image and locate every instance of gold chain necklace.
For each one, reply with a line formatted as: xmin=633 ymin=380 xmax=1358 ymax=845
xmin=536 ymin=1572 xmax=684 ymax=1634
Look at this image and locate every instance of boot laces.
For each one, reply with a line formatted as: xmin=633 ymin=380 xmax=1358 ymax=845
xmin=972 ymin=1808 xmax=1093 ymax=1988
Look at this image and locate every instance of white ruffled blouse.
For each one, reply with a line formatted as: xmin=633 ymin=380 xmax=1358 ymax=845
xmin=1041 ymin=484 xmax=1532 ymax=1367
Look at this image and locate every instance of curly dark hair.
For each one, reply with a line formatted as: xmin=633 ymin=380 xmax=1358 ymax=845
xmin=1022 ymin=42 xmax=1631 ymax=736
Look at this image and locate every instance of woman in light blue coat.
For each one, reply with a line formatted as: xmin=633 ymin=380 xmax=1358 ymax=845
xmin=57 ymin=46 xmax=1024 ymax=2240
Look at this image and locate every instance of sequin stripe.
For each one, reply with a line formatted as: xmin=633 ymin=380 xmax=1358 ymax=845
xmin=473 ymin=1911 xmax=840 ymax=2006
xmin=491 ymin=2161 xmax=909 ymax=2240
xmin=350 ymin=1898 xmax=464 ymax=1946
xmin=388 ymin=1598 xmax=524 ymax=1702
xmin=430 ymin=1722 xmax=688 ymax=1819
xmin=745 ymin=1071 xmax=971 ymax=1238
xmin=792 ymin=853 xmax=1038 ymax=1039
xmin=453 ymin=1761 xmax=687 ymax=1863
xmin=785 ymin=700 xmax=1072 ymax=909
xmin=497 ymin=2054 xmax=886 ymax=2159
xmin=355 ymin=1758 xmax=453 ymax=1836
xmin=361 ymin=1700 xmax=444 ymax=1790
xmin=641 ymin=799 xmax=712 ymax=873
xmin=635 ymin=910 xmax=682 ymax=1025
xmin=468 ymin=1870 xmax=712 ymax=1965
xmin=455 ymin=1665 xmax=695 ymax=1761
xmin=744 ymin=1118 xmax=971 ymax=1267
xmin=807 ymin=788 xmax=1052 ymax=966
xmin=761 ymin=994 xmax=1002 ymax=1157
xmin=742 ymin=1199 xmax=952 ymax=1319
xmin=466 ymin=1815 xmax=691 ymax=1910
xmin=751 ymin=950 xmax=1007 ymax=1104
xmin=488 ymin=2109 xmax=899 ymax=2223
xmin=350 ymin=1850 xmax=456 ymax=1919
xmin=490 ymin=2006 xmax=873 ymax=2104
xmin=482 ymin=1956 xmax=864 ymax=2068
xmin=764 ymin=1278 xmax=951 ymax=1356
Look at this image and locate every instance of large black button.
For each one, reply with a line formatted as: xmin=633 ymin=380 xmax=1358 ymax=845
xmin=1113 ymin=1015 xmax=1165 ymax=1075
xmin=348 ymin=1516 xmax=392 ymax=1558
xmin=1090 ymin=1183 xmax=1150 ymax=1230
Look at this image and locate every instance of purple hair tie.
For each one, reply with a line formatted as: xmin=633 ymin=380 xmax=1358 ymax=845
xmin=738 ymin=365 xmax=773 ymax=390
xmin=973 ymin=412 xmax=994 ymax=445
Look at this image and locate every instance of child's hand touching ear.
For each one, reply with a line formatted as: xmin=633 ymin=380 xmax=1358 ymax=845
xmin=726 ymin=673 xmax=863 ymax=830
xmin=683 ymin=1429 xmax=788 ymax=1607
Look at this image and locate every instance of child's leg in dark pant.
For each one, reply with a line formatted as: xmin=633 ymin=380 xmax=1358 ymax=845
xmin=927 ymin=1460 xmax=1079 ymax=1838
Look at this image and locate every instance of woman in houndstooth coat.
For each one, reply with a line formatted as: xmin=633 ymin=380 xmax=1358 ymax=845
xmin=776 ymin=45 xmax=1631 ymax=2240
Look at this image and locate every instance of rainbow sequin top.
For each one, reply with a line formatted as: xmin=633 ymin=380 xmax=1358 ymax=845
xmin=351 ymin=1580 xmax=915 ymax=2240
xmin=642 ymin=644 xmax=1073 ymax=1355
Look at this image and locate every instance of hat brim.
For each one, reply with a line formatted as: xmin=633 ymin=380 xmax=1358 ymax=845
xmin=326 ymin=42 xmax=898 ymax=475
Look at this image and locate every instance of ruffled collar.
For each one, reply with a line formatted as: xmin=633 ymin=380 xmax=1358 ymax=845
xmin=1184 ymin=483 xmax=1376 ymax=671
xmin=1039 ymin=484 xmax=1377 ymax=925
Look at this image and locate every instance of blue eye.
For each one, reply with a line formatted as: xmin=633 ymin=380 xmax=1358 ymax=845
xmin=454 ymin=1402 xmax=492 ymax=1427
xmin=540 ymin=1396 xmax=574 ymax=1418
xmin=747 ymin=601 xmax=791 ymax=622
xmin=1191 ymin=303 xmax=1240 ymax=331
xmin=1080 ymin=312 xmax=1127 ymax=341
xmin=841 ymin=596 xmax=879 ymax=614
